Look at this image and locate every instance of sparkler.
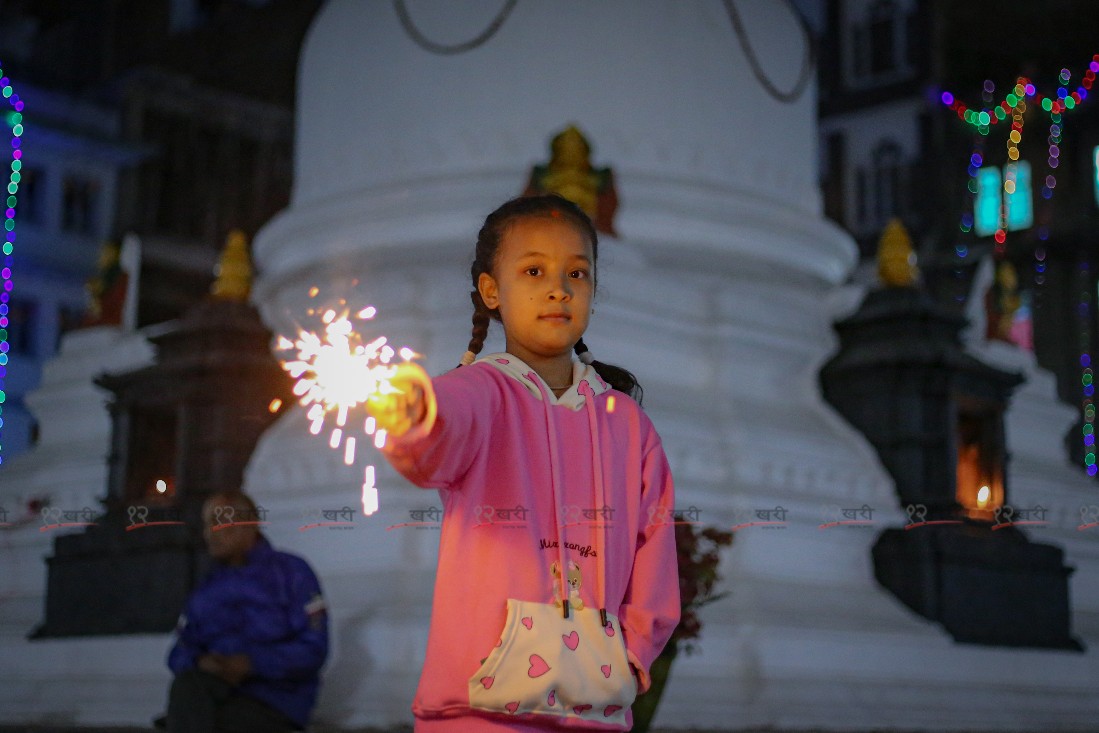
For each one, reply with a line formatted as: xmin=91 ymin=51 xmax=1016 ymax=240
xmin=276 ymin=292 xmax=419 ymax=515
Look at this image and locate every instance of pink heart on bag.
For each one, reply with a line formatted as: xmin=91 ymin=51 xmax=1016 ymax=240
xmin=547 ymin=689 xmax=556 ymax=706
xmin=604 ymin=624 xmax=615 ymax=637
xmin=521 ymin=616 xmax=533 ymax=630
xmin=479 ymin=676 xmax=494 ymax=689
xmin=562 ymin=631 xmax=579 ymax=650
xmin=600 ymin=664 xmax=611 ymax=678
xmin=496 ymin=358 xmax=510 ymax=364
xmin=505 ymin=701 xmax=520 ymax=714
xmin=604 ymin=705 xmax=622 ymax=717
xmin=573 ymin=705 xmax=592 ymax=715
xmin=528 ymin=654 xmax=551 ymax=678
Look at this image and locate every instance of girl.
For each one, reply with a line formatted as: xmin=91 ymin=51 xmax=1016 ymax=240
xmin=370 ymin=195 xmax=679 ymax=731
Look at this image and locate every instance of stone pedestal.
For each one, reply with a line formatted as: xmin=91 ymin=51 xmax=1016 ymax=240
xmin=32 ymin=300 xmax=291 ymax=638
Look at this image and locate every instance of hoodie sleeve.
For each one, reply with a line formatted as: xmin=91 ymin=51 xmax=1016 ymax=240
xmin=380 ymin=365 xmax=500 ymax=490
xmin=618 ymin=429 xmax=681 ymax=693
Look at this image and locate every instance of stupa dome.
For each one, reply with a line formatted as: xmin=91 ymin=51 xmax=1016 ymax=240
xmin=254 ymin=0 xmax=843 ymax=298
xmin=294 ymin=0 xmax=814 ymax=202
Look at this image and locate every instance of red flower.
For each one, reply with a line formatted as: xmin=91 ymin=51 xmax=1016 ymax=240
xmin=672 ymin=520 xmax=733 ymax=654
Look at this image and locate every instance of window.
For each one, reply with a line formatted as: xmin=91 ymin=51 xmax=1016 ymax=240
xmin=850 ymin=0 xmax=909 ymax=83
xmin=871 ymin=140 xmax=905 ymax=224
xmin=853 ymin=27 xmax=869 ymax=79
xmin=57 ymin=305 xmax=85 ymax=350
xmin=974 ymin=163 xmax=1033 ymax=236
xmin=16 ymin=167 xmax=41 ymax=224
xmin=8 ymin=298 xmax=37 ymax=356
xmin=1093 ymin=145 xmax=1098 ymax=208
xmin=1003 ymin=162 xmax=1033 ymax=231
xmin=868 ymin=0 xmax=896 ymax=75
xmin=61 ymin=175 xmax=99 ymax=234
xmin=974 ymin=168 xmax=1002 ymax=236
xmin=856 ymin=168 xmax=868 ymax=226
xmin=823 ymin=132 xmax=847 ymax=226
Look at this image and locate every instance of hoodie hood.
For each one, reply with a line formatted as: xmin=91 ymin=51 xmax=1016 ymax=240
xmin=477 ymin=352 xmax=612 ymax=409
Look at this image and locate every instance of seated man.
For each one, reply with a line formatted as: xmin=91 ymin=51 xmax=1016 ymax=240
xmin=164 ymin=491 xmax=328 ymax=732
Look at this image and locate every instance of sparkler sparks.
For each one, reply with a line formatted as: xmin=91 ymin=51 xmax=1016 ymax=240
xmin=276 ymin=293 xmax=421 ymax=515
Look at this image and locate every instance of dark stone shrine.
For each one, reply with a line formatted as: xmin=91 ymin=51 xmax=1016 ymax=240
xmin=34 ymin=237 xmax=292 ymax=637
xmin=821 ymin=275 xmax=1081 ymax=650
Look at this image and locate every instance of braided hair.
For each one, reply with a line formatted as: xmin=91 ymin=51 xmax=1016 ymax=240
xmin=461 ymin=195 xmax=642 ymax=403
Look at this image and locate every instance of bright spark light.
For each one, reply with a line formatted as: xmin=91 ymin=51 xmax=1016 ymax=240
xmin=277 ymin=292 xmax=420 ymax=516
xmin=362 ymin=465 xmax=379 ymax=515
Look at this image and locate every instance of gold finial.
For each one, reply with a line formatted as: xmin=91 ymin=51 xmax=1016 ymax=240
xmin=523 ymin=124 xmax=620 ymax=236
xmin=211 ymin=229 xmax=252 ymax=301
xmin=876 ymin=218 xmax=919 ymax=287
xmin=541 ymin=125 xmax=600 ymax=219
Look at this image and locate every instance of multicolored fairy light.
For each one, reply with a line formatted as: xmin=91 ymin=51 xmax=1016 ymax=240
xmin=1082 ymin=261 xmax=1096 ymax=476
xmin=941 ymin=55 xmax=1095 ymax=136
xmin=945 ymin=54 xmax=1099 ymax=477
xmin=943 ymin=54 xmax=1097 ymax=255
xmin=276 ymin=290 xmax=420 ymax=515
xmin=0 ymin=61 xmax=22 ymax=466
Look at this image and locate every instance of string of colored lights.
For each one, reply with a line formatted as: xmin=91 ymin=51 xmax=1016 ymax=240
xmin=944 ymin=54 xmax=1099 ymax=478
xmin=0 ymin=62 xmax=21 ymax=466
xmin=1081 ymin=259 xmax=1095 ymax=476
xmin=939 ymin=54 xmax=1095 ymax=135
xmin=946 ymin=55 xmax=1096 ymax=247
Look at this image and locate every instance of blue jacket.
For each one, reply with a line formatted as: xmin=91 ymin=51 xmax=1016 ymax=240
xmin=168 ymin=536 xmax=328 ymax=728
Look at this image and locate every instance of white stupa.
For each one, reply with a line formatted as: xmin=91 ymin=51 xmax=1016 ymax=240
xmin=1 ymin=1 xmax=1097 ymax=729
xmin=244 ymin=1 xmax=1099 ymax=729
xmin=249 ymin=0 xmax=889 ymax=728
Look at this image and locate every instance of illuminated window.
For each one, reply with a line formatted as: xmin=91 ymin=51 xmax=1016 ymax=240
xmin=1093 ymin=145 xmax=1098 ymax=208
xmin=974 ymin=163 xmax=1032 ymax=236
xmin=974 ymin=167 xmax=1002 ymax=236
xmin=1004 ymin=161 xmax=1033 ymax=231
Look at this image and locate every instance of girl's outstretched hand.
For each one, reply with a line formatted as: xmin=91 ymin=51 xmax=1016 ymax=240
xmin=367 ymin=362 xmax=434 ymax=440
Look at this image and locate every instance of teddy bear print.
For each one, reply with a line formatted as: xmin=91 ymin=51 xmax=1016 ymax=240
xmin=550 ymin=560 xmax=584 ymax=610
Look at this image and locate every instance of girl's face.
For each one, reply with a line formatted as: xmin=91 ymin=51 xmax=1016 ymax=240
xmin=477 ymin=216 xmax=594 ymax=367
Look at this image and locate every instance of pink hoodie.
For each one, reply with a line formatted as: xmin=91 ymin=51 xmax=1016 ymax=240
xmin=381 ymin=353 xmax=680 ymax=731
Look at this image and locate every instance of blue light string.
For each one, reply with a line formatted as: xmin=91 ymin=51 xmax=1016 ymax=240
xmin=0 ymin=62 xmax=22 ymax=465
